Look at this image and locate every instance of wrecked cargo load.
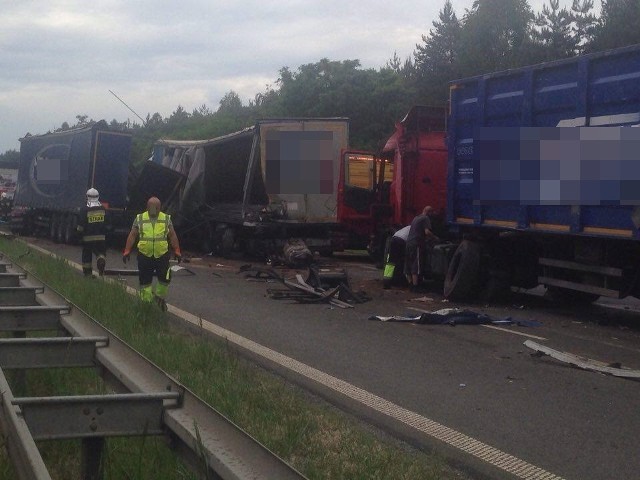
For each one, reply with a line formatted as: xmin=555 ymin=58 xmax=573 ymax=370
xmin=151 ymin=118 xmax=349 ymax=257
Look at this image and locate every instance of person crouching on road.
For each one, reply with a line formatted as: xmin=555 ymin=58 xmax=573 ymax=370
xmin=77 ymin=188 xmax=107 ymax=277
xmin=122 ymin=197 xmax=182 ymax=310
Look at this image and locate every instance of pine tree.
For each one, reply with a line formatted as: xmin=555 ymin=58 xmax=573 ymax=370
xmin=458 ymin=0 xmax=536 ymax=76
xmin=533 ymin=0 xmax=575 ymax=59
xmin=591 ymin=0 xmax=640 ymax=52
xmin=570 ymin=0 xmax=597 ymax=54
xmin=414 ymin=0 xmax=461 ymax=102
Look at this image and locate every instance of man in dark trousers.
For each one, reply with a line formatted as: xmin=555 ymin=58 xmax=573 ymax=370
xmin=122 ymin=196 xmax=182 ymax=311
xmin=404 ymin=205 xmax=439 ymax=292
xmin=77 ymin=188 xmax=107 ymax=277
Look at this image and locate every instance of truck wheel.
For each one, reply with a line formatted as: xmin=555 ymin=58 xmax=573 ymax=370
xmin=220 ymin=228 xmax=235 ymax=258
xmin=63 ymin=215 xmax=77 ymax=244
xmin=49 ymin=214 xmax=58 ymax=241
xmin=199 ymin=221 xmax=214 ymax=254
xmin=444 ymin=240 xmax=481 ymax=301
xmin=55 ymin=216 xmax=65 ymax=243
xmin=481 ymin=269 xmax=511 ymax=302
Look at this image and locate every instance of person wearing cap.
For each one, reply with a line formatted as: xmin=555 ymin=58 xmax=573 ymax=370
xmin=122 ymin=197 xmax=182 ymax=310
xmin=77 ymin=188 xmax=107 ymax=277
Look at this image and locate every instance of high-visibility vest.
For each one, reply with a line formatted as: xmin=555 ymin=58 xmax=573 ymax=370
xmin=81 ymin=205 xmax=106 ymax=242
xmin=137 ymin=211 xmax=169 ymax=258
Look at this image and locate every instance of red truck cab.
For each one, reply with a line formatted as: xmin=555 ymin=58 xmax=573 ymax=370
xmin=337 ymin=106 xmax=448 ymax=255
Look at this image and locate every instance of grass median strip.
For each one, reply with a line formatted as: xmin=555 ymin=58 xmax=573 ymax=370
xmin=0 ymin=238 xmax=470 ymax=480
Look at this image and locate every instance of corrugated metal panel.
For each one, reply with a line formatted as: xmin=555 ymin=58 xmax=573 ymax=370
xmin=448 ymin=44 xmax=640 ymax=238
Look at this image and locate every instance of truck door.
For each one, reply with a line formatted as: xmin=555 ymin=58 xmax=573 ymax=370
xmin=338 ymin=151 xmax=377 ymax=220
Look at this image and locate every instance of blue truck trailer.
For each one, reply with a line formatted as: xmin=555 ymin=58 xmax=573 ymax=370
xmin=12 ymin=121 xmax=133 ymax=242
xmin=440 ymin=43 xmax=640 ymax=301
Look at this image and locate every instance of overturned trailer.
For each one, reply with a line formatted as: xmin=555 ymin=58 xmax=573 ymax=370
xmin=152 ymin=118 xmax=349 ymax=257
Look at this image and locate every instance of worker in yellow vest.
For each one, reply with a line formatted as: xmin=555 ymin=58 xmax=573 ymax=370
xmin=122 ymin=197 xmax=182 ymax=310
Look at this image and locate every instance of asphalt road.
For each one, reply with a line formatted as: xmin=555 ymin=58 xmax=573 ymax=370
xmin=15 ymin=236 xmax=640 ymax=480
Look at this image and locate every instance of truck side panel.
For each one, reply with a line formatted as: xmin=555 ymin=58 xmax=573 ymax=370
xmin=448 ymin=44 xmax=640 ymax=239
xmin=15 ymin=128 xmax=93 ymax=211
xmin=92 ymin=131 xmax=132 ymax=209
xmin=258 ymin=119 xmax=348 ymax=223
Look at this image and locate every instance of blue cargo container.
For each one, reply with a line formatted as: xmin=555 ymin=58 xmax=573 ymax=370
xmin=13 ymin=121 xmax=133 ymax=243
xmin=443 ymin=44 xmax=640 ymax=301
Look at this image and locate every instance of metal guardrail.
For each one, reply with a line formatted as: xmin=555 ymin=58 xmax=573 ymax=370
xmin=0 ymin=255 xmax=307 ymax=480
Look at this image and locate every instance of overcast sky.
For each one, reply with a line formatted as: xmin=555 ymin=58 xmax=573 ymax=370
xmin=1 ymin=0 xmax=573 ymax=153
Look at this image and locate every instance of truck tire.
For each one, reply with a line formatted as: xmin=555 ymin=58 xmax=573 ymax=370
xmin=49 ymin=213 xmax=61 ymax=243
xmin=220 ymin=227 xmax=235 ymax=258
xmin=63 ymin=215 xmax=78 ymax=245
xmin=444 ymin=240 xmax=481 ymax=301
xmin=49 ymin=214 xmax=58 ymax=241
xmin=55 ymin=216 xmax=65 ymax=243
xmin=481 ymin=268 xmax=511 ymax=302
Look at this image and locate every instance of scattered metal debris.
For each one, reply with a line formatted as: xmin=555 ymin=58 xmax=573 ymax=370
xmin=169 ymin=265 xmax=195 ymax=276
xmin=524 ymin=340 xmax=640 ymax=379
xmin=240 ymin=264 xmax=369 ymax=308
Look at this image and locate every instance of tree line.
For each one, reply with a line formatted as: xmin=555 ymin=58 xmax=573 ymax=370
xmin=3 ymin=0 xmax=639 ymax=169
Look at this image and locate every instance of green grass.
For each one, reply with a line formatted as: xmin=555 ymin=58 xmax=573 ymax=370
xmin=0 ymin=238 xmax=468 ymax=480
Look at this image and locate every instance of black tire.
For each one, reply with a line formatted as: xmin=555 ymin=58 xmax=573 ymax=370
xmin=49 ymin=213 xmax=62 ymax=243
xmin=481 ymin=269 xmax=512 ymax=302
xmin=55 ymin=215 xmax=64 ymax=243
xmin=220 ymin=227 xmax=235 ymax=258
xmin=49 ymin=213 xmax=58 ymax=241
xmin=444 ymin=240 xmax=481 ymax=301
xmin=63 ymin=214 xmax=77 ymax=245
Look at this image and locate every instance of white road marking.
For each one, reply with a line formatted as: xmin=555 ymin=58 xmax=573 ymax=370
xmin=23 ymin=241 xmax=564 ymax=480
xmin=406 ymin=306 xmax=548 ymax=340
xmin=481 ymin=324 xmax=547 ymax=341
xmin=169 ymin=303 xmax=564 ymax=480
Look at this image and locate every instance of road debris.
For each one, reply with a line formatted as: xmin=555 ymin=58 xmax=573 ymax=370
xmin=408 ymin=296 xmax=435 ymax=303
xmin=170 ymin=265 xmax=196 ymax=276
xmin=239 ymin=264 xmax=369 ymax=308
xmin=369 ymin=308 xmax=541 ymax=327
xmin=524 ymin=340 xmax=640 ymax=379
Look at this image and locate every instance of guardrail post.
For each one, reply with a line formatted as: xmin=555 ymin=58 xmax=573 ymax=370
xmin=81 ymin=437 xmax=104 ymax=480
xmin=11 ymin=330 xmax=26 ymax=396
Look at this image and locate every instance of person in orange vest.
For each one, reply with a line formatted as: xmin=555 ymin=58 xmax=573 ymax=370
xmin=122 ymin=197 xmax=182 ymax=310
xmin=77 ymin=188 xmax=107 ymax=277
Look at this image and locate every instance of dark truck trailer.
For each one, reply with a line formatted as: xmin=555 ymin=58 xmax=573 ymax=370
xmin=12 ymin=121 xmax=132 ymax=243
xmin=442 ymin=43 xmax=640 ymax=301
xmin=151 ymin=118 xmax=349 ymax=258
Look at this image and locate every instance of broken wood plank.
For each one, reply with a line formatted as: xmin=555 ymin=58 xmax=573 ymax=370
xmin=524 ymin=340 xmax=640 ymax=379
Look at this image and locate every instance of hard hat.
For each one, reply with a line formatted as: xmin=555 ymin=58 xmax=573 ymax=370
xmin=86 ymin=188 xmax=101 ymax=207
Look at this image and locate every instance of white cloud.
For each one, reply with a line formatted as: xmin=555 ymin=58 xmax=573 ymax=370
xmin=0 ymin=0 xmax=583 ymax=153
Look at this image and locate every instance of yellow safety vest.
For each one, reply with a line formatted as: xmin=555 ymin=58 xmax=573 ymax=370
xmin=137 ymin=211 xmax=169 ymax=258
